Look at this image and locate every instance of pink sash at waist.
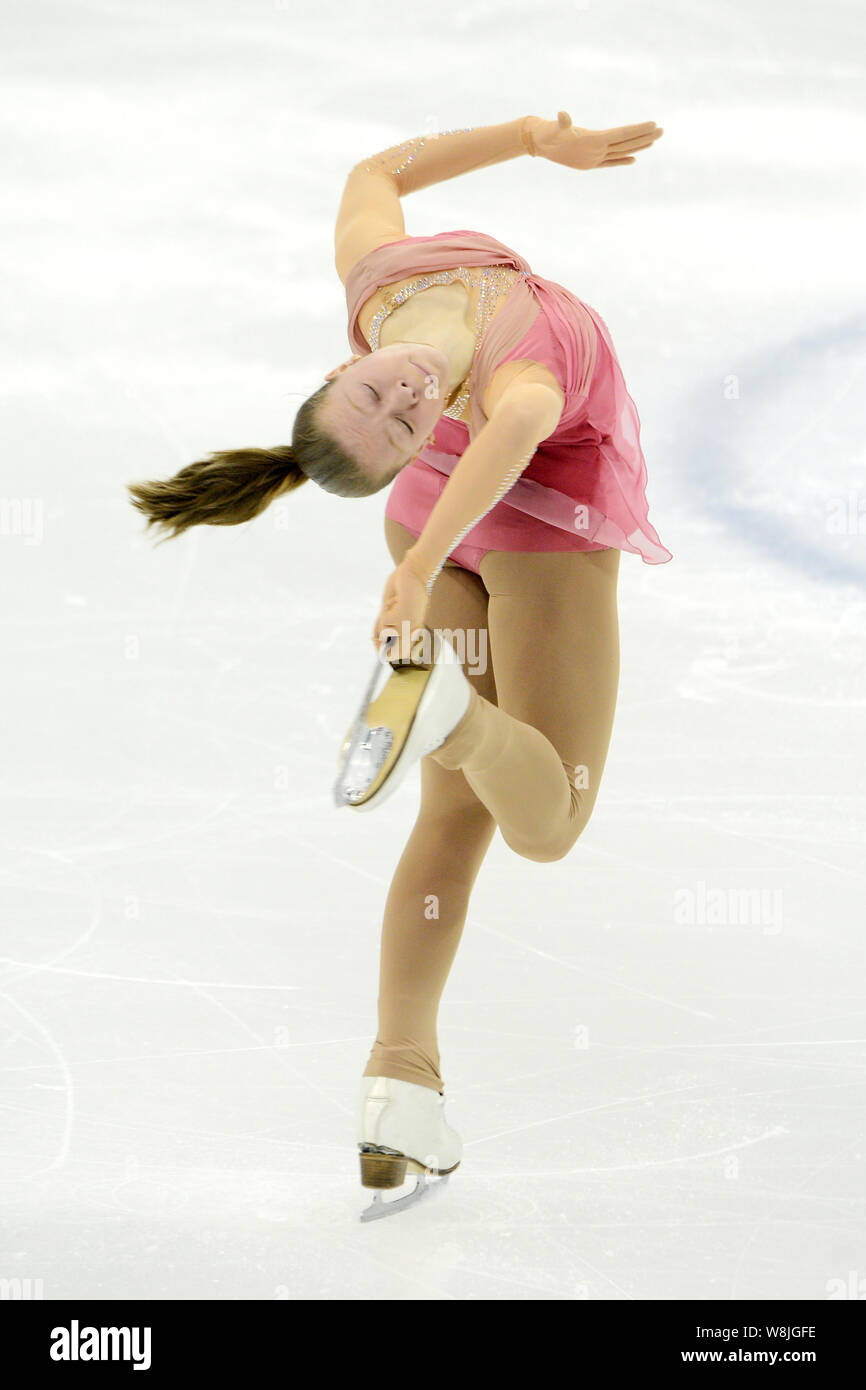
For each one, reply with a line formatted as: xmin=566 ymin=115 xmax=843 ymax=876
xmin=419 ymin=446 xmax=672 ymax=563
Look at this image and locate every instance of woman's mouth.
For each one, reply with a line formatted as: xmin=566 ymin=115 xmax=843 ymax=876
xmin=409 ymin=355 xmax=446 ymax=395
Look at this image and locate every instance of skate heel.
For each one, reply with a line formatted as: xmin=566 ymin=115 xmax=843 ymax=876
xmin=359 ymin=1149 xmax=408 ymax=1189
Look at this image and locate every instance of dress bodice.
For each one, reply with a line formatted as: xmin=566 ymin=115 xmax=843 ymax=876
xmin=359 ymin=263 xmax=522 ymax=423
xmin=345 ymin=229 xmax=672 ymax=566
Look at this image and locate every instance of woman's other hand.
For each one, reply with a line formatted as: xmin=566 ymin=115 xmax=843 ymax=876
xmin=372 ymin=555 xmax=431 ymax=660
xmin=528 ymin=111 xmax=663 ymax=169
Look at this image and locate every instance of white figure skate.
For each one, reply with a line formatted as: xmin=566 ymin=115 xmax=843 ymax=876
xmin=334 ymin=630 xmax=471 ymax=812
xmin=357 ymin=1075 xmax=462 ymax=1222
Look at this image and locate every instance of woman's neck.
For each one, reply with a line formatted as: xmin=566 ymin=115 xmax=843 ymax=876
xmin=378 ymin=285 xmax=475 ymax=401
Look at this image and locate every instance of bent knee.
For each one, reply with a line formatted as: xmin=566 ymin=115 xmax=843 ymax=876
xmin=504 ymin=795 xmax=597 ymax=864
xmin=504 ymin=825 xmax=582 ymax=864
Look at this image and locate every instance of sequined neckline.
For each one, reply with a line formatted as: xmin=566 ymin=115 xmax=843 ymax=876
xmin=364 ymin=265 xmax=524 ymax=422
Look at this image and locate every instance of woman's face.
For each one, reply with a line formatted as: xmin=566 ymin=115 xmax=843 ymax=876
xmin=318 ymin=342 xmax=451 ymax=484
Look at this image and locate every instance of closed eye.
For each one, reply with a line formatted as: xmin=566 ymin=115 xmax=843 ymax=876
xmin=364 ymin=383 xmax=414 ymax=435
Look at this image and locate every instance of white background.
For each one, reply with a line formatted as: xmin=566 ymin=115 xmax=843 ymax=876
xmin=1 ymin=0 xmax=864 ymax=1300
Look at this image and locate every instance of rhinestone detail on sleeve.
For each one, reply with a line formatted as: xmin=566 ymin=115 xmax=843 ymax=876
xmin=421 ymin=449 xmax=537 ymax=595
xmin=359 ymin=128 xmax=474 ymax=179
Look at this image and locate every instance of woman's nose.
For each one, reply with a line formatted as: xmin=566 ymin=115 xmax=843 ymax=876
xmin=395 ymin=379 xmax=418 ymax=404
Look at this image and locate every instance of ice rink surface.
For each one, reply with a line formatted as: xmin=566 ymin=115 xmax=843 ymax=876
xmin=1 ymin=0 xmax=864 ymax=1300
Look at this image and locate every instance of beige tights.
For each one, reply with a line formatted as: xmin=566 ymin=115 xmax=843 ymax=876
xmin=363 ymin=518 xmax=621 ymax=1092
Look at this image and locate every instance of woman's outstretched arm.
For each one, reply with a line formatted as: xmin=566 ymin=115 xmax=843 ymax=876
xmin=335 ymin=116 xmax=536 ymax=282
xmin=334 ymin=113 xmax=662 ymax=282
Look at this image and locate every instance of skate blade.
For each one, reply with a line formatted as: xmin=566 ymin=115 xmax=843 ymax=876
xmin=333 ymin=644 xmax=435 ymax=810
xmin=333 ymin=649 xmax=389 ymax=808
xmin=360 ymin=1173 xmax=449 ymax=1223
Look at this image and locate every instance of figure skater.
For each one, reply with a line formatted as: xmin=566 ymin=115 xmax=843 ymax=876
xmin=128 ymin=111 xmax=670 ymax=1220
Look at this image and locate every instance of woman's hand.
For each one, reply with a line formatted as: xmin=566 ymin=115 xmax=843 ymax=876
xmin=372 ymin=554 xmax=431 ymax=660
xmin=527 ymin=111 xmax=663 ymax=169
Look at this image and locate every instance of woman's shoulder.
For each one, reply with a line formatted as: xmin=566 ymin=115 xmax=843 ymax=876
xmin=482 ymin=359 xmax=566 ymax=420
xmin=483 ymin=294 xmax=570 ymax=417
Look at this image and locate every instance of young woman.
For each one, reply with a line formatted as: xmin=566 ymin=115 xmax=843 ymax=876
xmin=128 ymin=111 xmax=670 ymax=1220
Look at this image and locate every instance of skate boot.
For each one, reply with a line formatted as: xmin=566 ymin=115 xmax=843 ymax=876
xmin=334 ymin=630 xmax=470 ymax=812
xmin=357 ymin=1075 xmax=462 ymax=1222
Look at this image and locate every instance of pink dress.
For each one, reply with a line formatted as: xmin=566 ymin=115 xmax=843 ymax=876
xmin=344 ymin=229 xmax=672 ymax=575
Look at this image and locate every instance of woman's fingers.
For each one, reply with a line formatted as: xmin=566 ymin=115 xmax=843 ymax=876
xmin=601 ymin=156 xmax=636 ymax=166
xmin=609 ymin=131 xmax=664 ymax=154
xmin=604 ymin=121 xmax=660 ymax=141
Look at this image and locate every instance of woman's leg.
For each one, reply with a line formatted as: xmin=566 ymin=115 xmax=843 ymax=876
xmin=363 ymin=518 xmax=499 ymax=1094
xmin=432 ymin=547 xmax=621 ymax=863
